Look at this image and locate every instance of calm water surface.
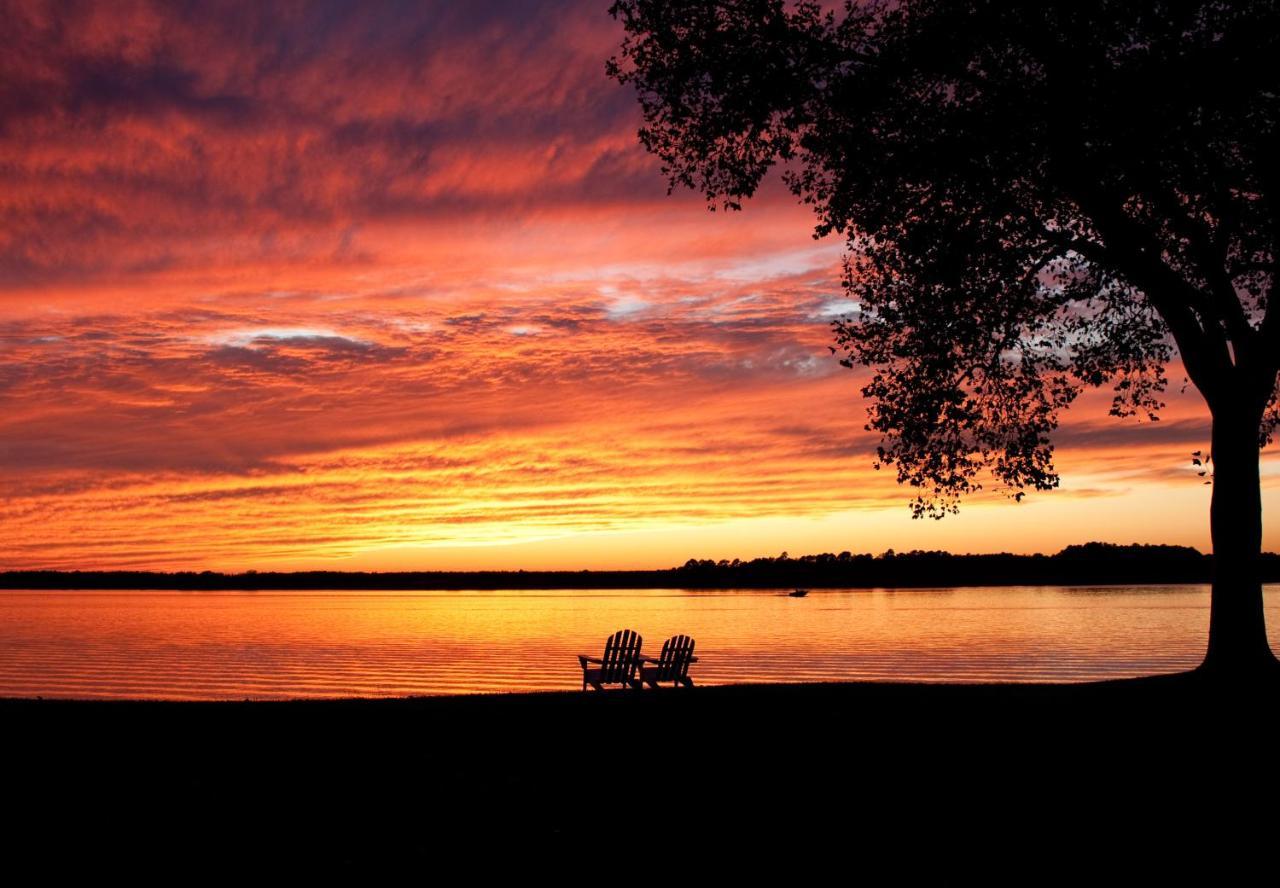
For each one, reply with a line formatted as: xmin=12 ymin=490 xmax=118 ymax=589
xmin=2 ymin=585 xmax=1278 ymax=700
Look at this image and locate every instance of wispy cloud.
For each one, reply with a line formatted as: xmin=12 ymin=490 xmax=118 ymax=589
xmin=0 ymin=0 xmax=1259 ymax=568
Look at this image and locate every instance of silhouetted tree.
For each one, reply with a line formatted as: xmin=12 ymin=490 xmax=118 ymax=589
xmin=608 ymin=0 xmax=1280 ymax=674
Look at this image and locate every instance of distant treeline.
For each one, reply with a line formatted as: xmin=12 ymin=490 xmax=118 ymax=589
xmin=3 ymin=543 xmax=1278 ymax=591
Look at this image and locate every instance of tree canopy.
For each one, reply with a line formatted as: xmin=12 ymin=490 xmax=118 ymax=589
xmin=607 ymin=0 xmax=1280 ymax=518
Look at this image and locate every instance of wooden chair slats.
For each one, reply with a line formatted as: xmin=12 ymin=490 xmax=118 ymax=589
xmin=641 ymin=634 xmax=697 ymax=688
xmin=578 ymin=629 xmax=644 ymax=691
xmin=578 ymin=630 xmax=699 ymax=690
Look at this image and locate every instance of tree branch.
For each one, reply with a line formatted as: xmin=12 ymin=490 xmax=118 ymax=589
xmin=1244 ymin=131 xmax=1280 ymax=396
xmin=1142 ymin=179 xmax=1258 ymax=360
xmin=1071 ymin=255 xmax=1204 ymax=392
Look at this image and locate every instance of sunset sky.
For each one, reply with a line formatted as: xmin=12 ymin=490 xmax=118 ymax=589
xmin=2 ymin=0 xmax=1276 ymax=572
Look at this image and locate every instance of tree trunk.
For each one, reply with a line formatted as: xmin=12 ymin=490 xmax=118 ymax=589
xmin=1200 ymin=399 xmax=1277 ymax=676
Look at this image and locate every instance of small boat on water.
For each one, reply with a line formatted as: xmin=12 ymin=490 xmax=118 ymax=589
xmin=789 ymin=589 xmax=809 ymax=598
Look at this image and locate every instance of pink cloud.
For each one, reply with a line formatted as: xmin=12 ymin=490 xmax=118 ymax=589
xmin=0 ymin=1 xmax=1259 ymax=569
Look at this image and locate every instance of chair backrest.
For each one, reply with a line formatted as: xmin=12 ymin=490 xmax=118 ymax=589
xmin=653 ymin=634 xmax=695 ymax=681
xmin=599 ymin=629 xmax=643 ymax=683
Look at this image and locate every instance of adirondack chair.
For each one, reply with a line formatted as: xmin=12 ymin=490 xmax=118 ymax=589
xmin=640 ymin=634 xmax=697 ymax=688
xmin=578 ymin=629 xmax=644 ymax=691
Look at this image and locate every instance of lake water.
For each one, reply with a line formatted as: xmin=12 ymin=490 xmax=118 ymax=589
xmin=2 ymin=585 xmax=1278 ymax=700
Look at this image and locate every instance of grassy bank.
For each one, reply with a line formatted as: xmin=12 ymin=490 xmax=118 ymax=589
xmin=7 ymin=674 xmax=1277 ymax=875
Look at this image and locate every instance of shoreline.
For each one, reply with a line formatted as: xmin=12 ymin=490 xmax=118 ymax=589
xmin=0 ymin=669 xmax=1226 ymax=705
xmin=7 ymin=543 xmax=1277 ymax=590
xmin=10 ymin=668 xmax=1278 ymax=710
xmin=4 ymin=577 xmax=1277 ymax=591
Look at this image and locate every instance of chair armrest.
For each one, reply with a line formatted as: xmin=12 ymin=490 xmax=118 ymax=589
xmin=641 ymin=655 xmax=698 ymax=664
xmin=578 ymin=655 xmax=603 ymax=668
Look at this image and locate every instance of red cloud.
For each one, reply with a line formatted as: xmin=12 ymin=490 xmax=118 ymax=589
xmin=0 ymin=1 xmax=1263 ymax=569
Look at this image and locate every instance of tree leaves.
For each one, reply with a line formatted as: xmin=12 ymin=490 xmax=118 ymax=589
xmin=610 ymin=0 xmax=1279 ymax=517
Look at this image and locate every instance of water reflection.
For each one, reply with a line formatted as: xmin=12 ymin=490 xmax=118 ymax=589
xmin=0 ymin=585 xmax=1276 ymax=699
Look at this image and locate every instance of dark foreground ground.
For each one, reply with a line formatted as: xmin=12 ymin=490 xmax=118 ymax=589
xmin=6 ymin=673 xmax=1278 ymax=878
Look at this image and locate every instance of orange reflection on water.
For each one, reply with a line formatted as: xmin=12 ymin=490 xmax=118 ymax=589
xmin=1 ymin=586 xmax=1277 ymax=700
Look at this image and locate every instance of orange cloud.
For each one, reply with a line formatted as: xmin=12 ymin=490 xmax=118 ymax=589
xmin=1 ymin=0 xmax=1273 ymax=570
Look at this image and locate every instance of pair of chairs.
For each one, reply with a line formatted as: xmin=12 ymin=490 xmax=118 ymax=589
xmin=577 ymin=629 xmax=697 ymax=691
